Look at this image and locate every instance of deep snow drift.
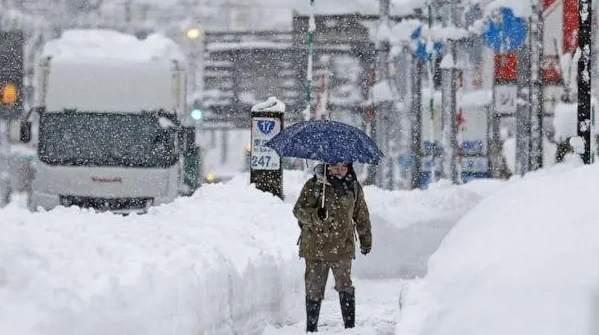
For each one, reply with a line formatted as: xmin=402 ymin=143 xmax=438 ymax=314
xmin=396 ymin=158 xmax=599 ymax=335
xmin=0 ymin=176 xmax=302 ymax=335
xmin=0 ymin=170 xmax=502 ymax=335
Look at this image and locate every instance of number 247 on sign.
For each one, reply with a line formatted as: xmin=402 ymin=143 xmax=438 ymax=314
xmin=251 ymin=155 xmax=272 ymax=168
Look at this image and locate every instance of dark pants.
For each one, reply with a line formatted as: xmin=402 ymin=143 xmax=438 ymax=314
xmin=305 ymin=259 xmax=354 ymax=301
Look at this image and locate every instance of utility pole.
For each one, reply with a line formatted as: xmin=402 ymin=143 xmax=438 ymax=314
xmin=578 ymin=0 xmax=592 ymax=164
xmin=515 ymin=44 xmax=531 ymax=175
xmin=529 ymin=0 xmax=545 ymax=170
xmin=426 ymin=2 xmax=437 ymax=183
xmin=304 ymin=0 xmax=315 ymax=121
xmin=440 ymin=0 xmax=461 ymax=184
xmin=411 ymin=58 xmax=424 ymax=188
xmin=375 ymin=0 xmax=392 ymax=189
xmin=440 ymin=42 xmax=460 ymax=183
xmin=397 ymin=45 xmax=414 ymax=189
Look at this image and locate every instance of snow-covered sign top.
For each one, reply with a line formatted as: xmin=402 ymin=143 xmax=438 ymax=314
xmin=251 ymin=97 xmax=286 ymax=113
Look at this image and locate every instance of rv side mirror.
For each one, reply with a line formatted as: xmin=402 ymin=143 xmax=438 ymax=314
xmin=20 ymin=121 xmax=32 ymax=143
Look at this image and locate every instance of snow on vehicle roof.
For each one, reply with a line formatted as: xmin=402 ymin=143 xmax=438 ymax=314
xmin=45 ymin=60 xmax=178 ymax=113
xmin=42 ymin=29 xmax=185 ymax=63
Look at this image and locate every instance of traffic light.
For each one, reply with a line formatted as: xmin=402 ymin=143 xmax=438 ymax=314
xmin=0 ymin=31 xmax=24 ymax=120
xmin=1 ymin=83 xmax=17 ymax=106
xmin=191 ymin=108 xmax=203 ymax=121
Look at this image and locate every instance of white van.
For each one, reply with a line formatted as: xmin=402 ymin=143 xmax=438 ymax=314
xmin=23 ymin=30 xmax=191 ymax=212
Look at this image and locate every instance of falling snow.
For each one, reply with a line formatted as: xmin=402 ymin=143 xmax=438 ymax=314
xmin=0 ymin=0 xmax=597 ymax=334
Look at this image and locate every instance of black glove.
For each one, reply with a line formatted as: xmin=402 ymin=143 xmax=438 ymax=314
xmin=360 ymin=247 xmax=371 ymax=255
xmin=317 ymin=207 xmax=328 ymax=220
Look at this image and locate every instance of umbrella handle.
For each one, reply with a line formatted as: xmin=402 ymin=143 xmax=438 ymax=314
xmin=321 ymin=181 xmax=325 ymax=208
xmin=321 ymin=163 xmax=327 ymax=209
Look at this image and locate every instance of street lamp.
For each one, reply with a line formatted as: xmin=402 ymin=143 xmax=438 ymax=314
xmin=186 ymin=27 xmax=203 ymax=40
xmin=190 ymin=108 xmax=203 ymax=121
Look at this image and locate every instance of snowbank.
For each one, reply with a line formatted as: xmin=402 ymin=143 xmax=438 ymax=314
xmin=503 ymin=136 xmax=558 ymax=173
xmin=355 ymin=179 xmax=503 ymax=278
xmin=396 ymin=160 xmax=599 ymax=335
xmin=0 ymin=176 xmax=303 ymax=335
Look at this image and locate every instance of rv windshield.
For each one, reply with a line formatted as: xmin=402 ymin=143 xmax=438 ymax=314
xmin=39 ymin=112 xmax=178 ymax=168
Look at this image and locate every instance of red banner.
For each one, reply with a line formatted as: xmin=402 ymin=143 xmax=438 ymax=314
xmin=495 ymin=54 xmax=518 ymax=83
xmin=563 ymin=0 xmax=579 ymax=53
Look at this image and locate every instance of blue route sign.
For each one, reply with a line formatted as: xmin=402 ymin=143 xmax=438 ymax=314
xmin=411 ymin=25 xmax=445 ymax=61
xmin=483 ymin=7 xmax=528 ymax=52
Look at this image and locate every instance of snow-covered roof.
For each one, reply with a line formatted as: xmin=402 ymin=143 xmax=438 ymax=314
xmin=207 ymin=42 xmax=291 ymax=53
xmin=389 ymin=21 xmax=469 ymax=46
xmin=284 ymin=0 xmax=423 ymax=16
xmin=42 ymin=29 xmax=185 ymax=63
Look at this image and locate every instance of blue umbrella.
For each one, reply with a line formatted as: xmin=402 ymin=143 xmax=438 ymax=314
xmin=265 ymin=120 xmax=384 ymax=165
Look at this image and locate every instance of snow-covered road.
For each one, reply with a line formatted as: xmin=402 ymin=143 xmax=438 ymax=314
xmin=263 ymin=278 xmax=402 ymax=335
xmin=260 ymin=215 xmax=462 ymax=335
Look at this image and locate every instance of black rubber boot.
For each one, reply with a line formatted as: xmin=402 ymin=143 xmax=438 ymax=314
xmin=339 ymin=290 xmax=355 ymax=329
xmin=306 ymin=297 xmax=322 ymax=332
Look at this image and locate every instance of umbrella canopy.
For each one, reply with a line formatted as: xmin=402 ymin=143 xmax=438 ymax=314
xmin=265 ymin=120 xmax=384 ymax=165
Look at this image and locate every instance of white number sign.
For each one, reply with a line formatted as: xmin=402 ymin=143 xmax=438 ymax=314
xmin=251 ymin=117 xmax=281 ymax=170
xmin=494 ymin=85 xmax=517 ymax=114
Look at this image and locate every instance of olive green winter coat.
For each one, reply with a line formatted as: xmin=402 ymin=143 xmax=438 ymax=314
xmin=293 ymin=176 xmax=372 ymax=261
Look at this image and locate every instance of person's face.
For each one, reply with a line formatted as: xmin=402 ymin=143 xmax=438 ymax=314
xmin=327 ymin=163 xmax=349 ymax=178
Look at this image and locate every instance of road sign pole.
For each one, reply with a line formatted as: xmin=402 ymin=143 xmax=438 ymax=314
xmin=411 ymin=58 xmax=424 ymax=189
xmin=578 ymin=0 xmax=592 ymax=164
xmin=0 ymin=120 xmax=9 ymax=206
xmin=529 ymin=1 xmax=545 ymax=170
xmin=482 ymin=8 xmax=528 ymax=177
xmin=516 ymin=45 xmax=531 ymax=175
xmin=250 ymin=97 xmax=285 ymax=199
xmin=440 ymin=41 xmax=460 ymax=184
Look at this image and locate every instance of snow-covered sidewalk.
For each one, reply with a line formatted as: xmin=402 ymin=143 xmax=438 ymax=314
xmin=396 ymin=159 xmax=599 ymax=335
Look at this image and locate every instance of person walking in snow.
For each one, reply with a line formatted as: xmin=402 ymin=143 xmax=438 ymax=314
xmin=293 ymin=162 xmax=372 ymax=332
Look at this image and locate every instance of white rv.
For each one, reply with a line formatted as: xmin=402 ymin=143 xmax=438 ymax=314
xmin=23 ymin=30 xmax=191 ymax=212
